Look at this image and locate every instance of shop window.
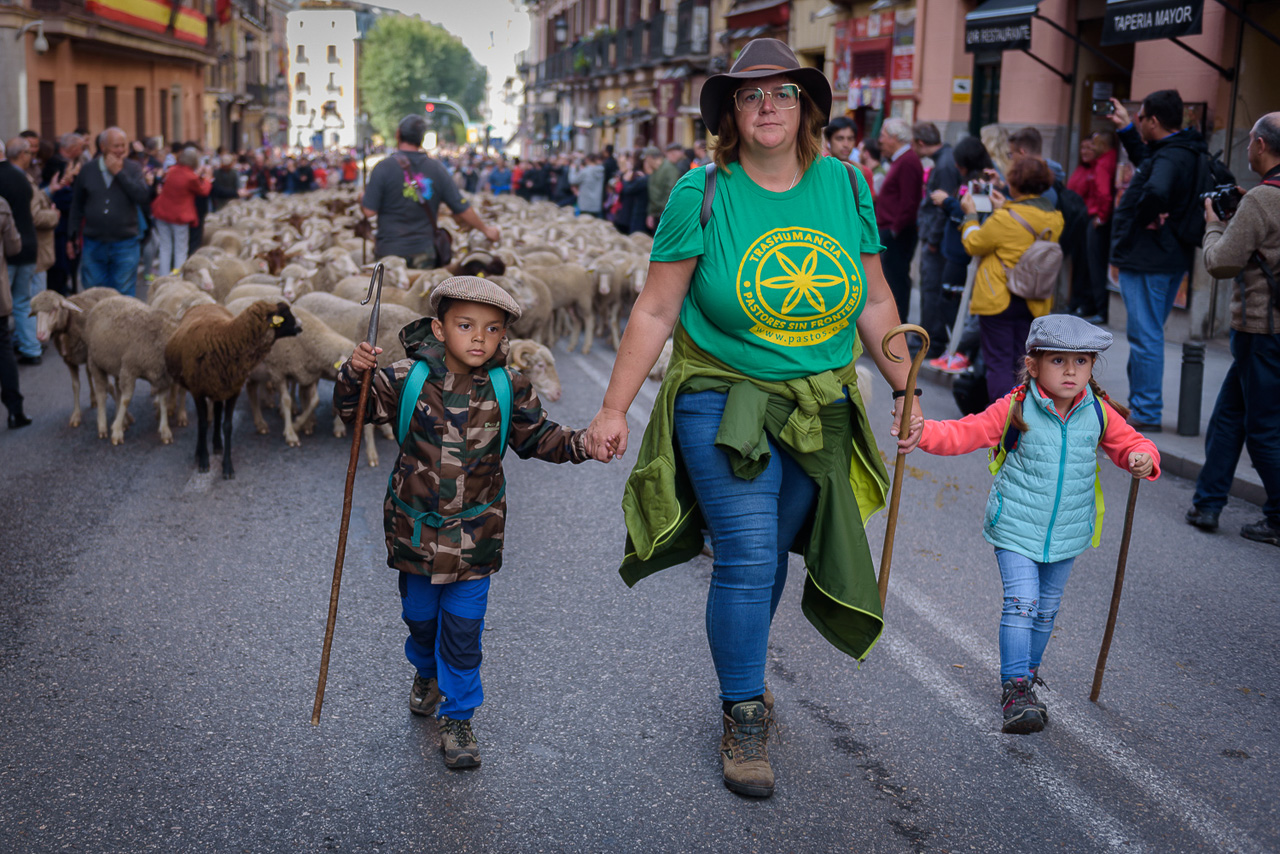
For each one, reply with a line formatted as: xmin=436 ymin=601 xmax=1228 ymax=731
xmin=76 ymin=84 xmax=88 ymax=132
xmin=970 ymin=59 xmax=1001 ymax=138
xmin=135 ymin=87 xmax=146 ymax=141
xmin=39 ymin=81 xmax=55 ymax=143
xmin=104 ymin=86 xmax=118 ymax=128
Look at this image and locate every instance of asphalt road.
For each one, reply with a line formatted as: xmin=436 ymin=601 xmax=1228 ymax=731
xmin=1 ymin=340 xmax=1275 ymax=854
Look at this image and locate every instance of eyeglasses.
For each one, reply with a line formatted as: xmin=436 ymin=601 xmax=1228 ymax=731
xmin=734 ymin=84 xmax=801 ymax=113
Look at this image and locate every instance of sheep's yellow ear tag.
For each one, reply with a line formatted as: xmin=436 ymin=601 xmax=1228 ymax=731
xmin=334 ymin=359 xmax=344 ymax=370
xmin=477 ymin=273 xmax=486 ymax=279
xmin=271 ymin=315 xmax=284 ymax=327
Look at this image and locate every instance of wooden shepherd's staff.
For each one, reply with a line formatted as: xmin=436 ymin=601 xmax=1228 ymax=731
xmin=877 ymin=324 xmax=930 ymax=608
xmin=312 ymin=263 xmax=386 ymax=726
xmin=1090 ymin=476 xmax=1141 ymax=702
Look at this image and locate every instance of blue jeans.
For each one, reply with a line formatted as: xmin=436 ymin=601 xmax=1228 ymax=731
xmin=673 ymin=390 xmax=819 ymax=703
xmin=81 ymin=236 xmax=140 ymax=297
xmin=399 ymin=572 xmax=490 ymax=719
xmin=994 ymin=548 xmax=1075 ymax=684
xmin=8 ymin=264 xmax=39 ymax=358
xmin=1119 ymin=269 xmax=1183 ymax=424
xmin=1193 ymin=330 xmax=1280 ymax=522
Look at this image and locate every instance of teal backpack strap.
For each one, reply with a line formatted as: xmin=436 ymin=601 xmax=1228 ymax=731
xmin=396 ymin=360 xmax=430 ymax=446
xmin=488 ymin=365 xmax=513 ymax=456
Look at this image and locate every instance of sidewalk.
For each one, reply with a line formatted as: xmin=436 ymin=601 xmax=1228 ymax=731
xmin=918 ymin=326 xmax=1267 ymax=509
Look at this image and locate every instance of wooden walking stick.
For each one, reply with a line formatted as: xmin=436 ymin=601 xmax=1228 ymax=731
xmin=1090 ymin=476 xmax=1141 ymax=703
xmin=877 ymin=324 xmax=930 ymax=608
xmin=312 ymin=262 xmax=386 ymax=725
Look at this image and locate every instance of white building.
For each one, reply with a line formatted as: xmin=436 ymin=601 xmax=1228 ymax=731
xmin=287 ymin=3 xmax=359 ymax=151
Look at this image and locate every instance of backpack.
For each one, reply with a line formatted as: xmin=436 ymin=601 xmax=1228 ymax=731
xmin=700 ymin=159 xmax=862 ymax=227
xmin=988 ymin=387 xmax=1109 ymax=548
xmin=1002 ymin=207 xmax=1064 ymax=300
xmin=387 ymin=361 xmax=514 ymax=547
xmin=1173 ymin=150 xmax=1236 ymax=249
xmin=1053 ymin=180 xmax=1088 ymax=255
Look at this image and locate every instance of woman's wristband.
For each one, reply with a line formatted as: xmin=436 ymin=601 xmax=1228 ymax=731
xmin=892 ymin=388 xmax=923 ymax=399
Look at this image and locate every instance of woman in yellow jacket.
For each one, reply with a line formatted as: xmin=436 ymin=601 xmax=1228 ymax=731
xmin=958 ymin=156 xmax=1064 ymax=402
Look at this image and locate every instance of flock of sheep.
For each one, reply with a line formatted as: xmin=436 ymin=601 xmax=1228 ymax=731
xmin=29 ymin=187 xmax=657 ymax=476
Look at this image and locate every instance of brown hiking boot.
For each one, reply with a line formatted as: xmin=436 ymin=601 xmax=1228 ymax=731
xmin=439 ymin=717 xmax=481 ymax=769
xmin=721 ymin=701 xmax=774 ymax=797
xmin=408 ymin=674 xmax=441 ymax=717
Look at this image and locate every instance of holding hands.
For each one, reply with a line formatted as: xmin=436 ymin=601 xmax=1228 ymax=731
xmin=585 ymin=407 xmax=627 ymax=462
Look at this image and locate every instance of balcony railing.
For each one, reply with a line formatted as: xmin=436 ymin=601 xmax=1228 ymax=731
xmin=648 ymin=11 xmax=667 ymax=61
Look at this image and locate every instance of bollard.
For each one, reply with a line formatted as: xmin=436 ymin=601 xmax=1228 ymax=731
xmin=1178 ymin=342 xmax=1205 ymax=437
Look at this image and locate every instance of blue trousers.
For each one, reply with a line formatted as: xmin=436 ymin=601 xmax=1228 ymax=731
xmin=80 ymin=236 xmax=140 ymax=297
xmin=673 ymin=390 xmax=819 ymax=703
xmin=8 ymin=264 xmax=39 ymax=358
xmin=1119 ymin=268 xmax=1184 ymax=424
xmin=995 ymin=549 xmax=1075 ymax=684
xmin=1193 ymin=330 xmax=1280 ymax=522
xmin=399 ymin=572 xmax=490 ymax=720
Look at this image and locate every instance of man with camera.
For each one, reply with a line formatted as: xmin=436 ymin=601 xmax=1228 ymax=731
xmin=1185 ymin=113 xmax=1280 ymax=547
xmin=1107 ymin=90 xmax=1211 ymax=431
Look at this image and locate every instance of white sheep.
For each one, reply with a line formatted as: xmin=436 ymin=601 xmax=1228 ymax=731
xmin=30 ymin=287 xmax=121 ymax=427
xmin=83 ymin=296 xmax=180 ymax=445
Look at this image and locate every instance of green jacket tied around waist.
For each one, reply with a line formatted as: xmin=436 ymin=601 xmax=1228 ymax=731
xmin=620 ymin=327 xmax=891 ymax=660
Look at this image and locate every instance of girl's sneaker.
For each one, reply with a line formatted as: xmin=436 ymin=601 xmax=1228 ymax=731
xmin=1001 ymin=678 xmax=1045 ymax=734
xmin=408 ymin=674 xmax=441 ymax=716
xmin=439 ymin=717 xmax=481 ymax=769
xmin=1028 ymin=670 xmax=1050 ymax=724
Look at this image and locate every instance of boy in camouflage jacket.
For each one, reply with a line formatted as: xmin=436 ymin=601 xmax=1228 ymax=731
xmin=334 ymin=276 xmax=594 ymax=768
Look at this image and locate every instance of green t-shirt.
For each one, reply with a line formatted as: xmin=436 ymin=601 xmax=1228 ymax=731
xmin=650 ymin=156 xmax=883 ymax=381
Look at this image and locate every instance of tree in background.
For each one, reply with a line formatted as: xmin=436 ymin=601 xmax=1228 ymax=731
xmin=359 ymin=16 xmax=487 ymax=144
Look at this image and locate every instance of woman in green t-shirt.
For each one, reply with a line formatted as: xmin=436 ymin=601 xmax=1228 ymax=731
xmin=583 ymin=38 xmax=924 ymax=799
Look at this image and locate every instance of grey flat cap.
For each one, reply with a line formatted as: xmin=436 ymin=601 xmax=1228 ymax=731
xmin=1025 ymin=314 xmax=1113 ymax=353
xmin=429 ymin=276 xmax=523 ymax=322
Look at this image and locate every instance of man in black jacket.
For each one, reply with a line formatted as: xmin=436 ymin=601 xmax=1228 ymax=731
xmin=913 ymin=121 xmax=960 ymax=360
xmin=67 ymin=127 xmax=151 ymax=297
xmin=1106 ymin=90 xmax=1208 ymax=431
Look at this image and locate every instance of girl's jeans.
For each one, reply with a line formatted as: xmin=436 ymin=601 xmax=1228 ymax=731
xmin=154 ymin=219 xmax=189 ymax=277
xmin=673 ymin=390 xmax=818 ymax=703
xmin=399 ymin=572 xmax=490 ymax=719
xmin=994 ymin=548 xmax=1075 ymax=684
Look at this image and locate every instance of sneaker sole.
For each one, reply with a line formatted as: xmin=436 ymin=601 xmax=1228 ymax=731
xmin=1241 ymin=531 xmax=1280 ymax=545
xmin=409 ymin=701 xmax=439 ymax=716
xmin=1002 ymin=710 xmax=1045 ymax=735
xmin=444 ymin=752 xmax=481 ymax=769
xmin=723 ymin=776 xmax=774 ymax=798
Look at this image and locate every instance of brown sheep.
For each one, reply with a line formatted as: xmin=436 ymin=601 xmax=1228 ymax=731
xmin=164 ymin=300 xmax=302 ymax=478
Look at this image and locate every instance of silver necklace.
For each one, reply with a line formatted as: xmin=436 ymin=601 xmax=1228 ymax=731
xmin=787 ymin=165 xmax=799 ymax=190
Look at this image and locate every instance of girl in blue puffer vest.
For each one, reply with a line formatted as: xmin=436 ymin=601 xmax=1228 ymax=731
xmin=904 ymin=315 xmax=1160 ymax=734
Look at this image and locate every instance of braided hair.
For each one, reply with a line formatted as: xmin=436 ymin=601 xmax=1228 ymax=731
xmin=1008 ymin=352 xmax=1129 ymax=433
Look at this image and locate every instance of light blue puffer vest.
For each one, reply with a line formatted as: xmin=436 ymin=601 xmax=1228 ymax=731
xmin=984 ymin=381 xmax=1103 ymax=563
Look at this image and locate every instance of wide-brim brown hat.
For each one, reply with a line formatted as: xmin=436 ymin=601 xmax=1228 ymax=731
xmin=699 ymin=38 xmax=832 ymax=133
xmin=429 ymin=275 xmax=523 ymax=322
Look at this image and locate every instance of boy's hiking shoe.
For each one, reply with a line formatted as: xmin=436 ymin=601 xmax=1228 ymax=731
xmin=763 ymin=684 xmax=774 ymax=713
xmin=1001 ymin=678 xmax=1045 ymax=734
xmin=1241 ymin=517 xmax=1280 ymax=546
xmin=408 ymin=674 xmax=441 ymax=717
xmin=721 ymin=701 xmax=774 ymax=798
xmin=439 ymin=717 xmax=481 ymax=769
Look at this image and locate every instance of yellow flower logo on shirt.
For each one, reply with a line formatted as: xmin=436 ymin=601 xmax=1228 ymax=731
xmin=737 ymin=228 xmax=863 ymax=347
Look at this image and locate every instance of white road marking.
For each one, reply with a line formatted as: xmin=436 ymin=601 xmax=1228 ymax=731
xmin=884 ymin=633 xmax=1150 ymax=852
xmin=891 ymin=577 xmax=1265 ymax=854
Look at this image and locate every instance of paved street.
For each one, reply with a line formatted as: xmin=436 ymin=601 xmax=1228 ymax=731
xmin=1 ymin=342 xmax=1275 ymax=853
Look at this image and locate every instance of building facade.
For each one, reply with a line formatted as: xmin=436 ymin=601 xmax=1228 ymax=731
xmin=286 ymin=0 xmax=363 ymax=151
xmin=2 ymin=0 xmax=217 ymax=145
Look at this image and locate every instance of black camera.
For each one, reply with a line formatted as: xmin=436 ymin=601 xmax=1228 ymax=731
xmin=1202 ymin=184 xmax=1244 ymax=221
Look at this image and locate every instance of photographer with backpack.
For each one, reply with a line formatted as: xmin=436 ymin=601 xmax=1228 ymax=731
xmin=1105 ymin=90 xmax=1212 ymax=431
xmin=957 ymin=156 xmax=1065 ymax=403
xmin=1185 ymin=112 xmax=1280 ymax=547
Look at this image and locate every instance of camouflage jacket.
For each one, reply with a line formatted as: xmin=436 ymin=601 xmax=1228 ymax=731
xmin=334 ymin=318 xmax=588 ymax=581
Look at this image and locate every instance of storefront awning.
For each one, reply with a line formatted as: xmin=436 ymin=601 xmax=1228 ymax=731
xmin=1101 ymin=0 xmax=1203 ymax=46
xmin=964 ymin=0 xmax=1040 ymax=53
xmin=725 ymin=0 xmax=790 ymax=30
